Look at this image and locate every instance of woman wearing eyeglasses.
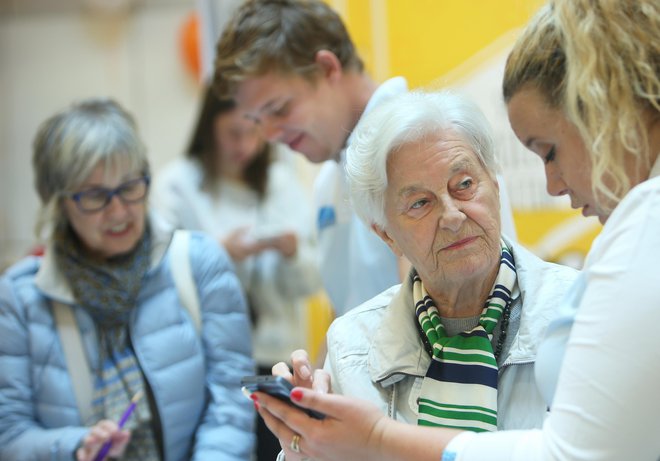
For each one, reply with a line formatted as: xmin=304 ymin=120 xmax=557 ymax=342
xmin=0 ymin=99 xmax=255 ymax=461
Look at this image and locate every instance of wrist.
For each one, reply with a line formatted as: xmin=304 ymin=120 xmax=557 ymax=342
xmin=441 ymin=431 xmax=477 ymax=461
xmin=367 ymin=415 xmax=392 ymax=460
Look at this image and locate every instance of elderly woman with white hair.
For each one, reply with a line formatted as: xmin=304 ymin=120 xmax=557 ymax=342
xmin=253 ymin=90 xmax=578 ymax=461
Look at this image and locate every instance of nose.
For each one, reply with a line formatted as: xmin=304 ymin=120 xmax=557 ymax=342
xmin=439 ymin=197 xmax=466 ymax=233
xmin=104 ymin=194 xmax=130 ymax=217
xmin=544 ymin=163 xmax=569 ymax=197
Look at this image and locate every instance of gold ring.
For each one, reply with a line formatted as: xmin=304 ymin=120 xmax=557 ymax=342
xmin=290 ymin=433 xmax=301 ymax=453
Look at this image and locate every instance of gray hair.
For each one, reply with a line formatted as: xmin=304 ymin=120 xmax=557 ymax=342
xmin=346 ymin=90 xmax=498 ymax=228
xmin=32 ymin=98 xmax=149 ymax=238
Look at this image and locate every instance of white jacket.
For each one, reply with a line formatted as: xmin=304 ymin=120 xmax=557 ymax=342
xmin=325 ymin=240 xmax=578 ymax=430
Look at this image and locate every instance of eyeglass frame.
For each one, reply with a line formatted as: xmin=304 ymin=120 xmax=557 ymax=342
xmin=67 ymin=175 xmax=151 ymax=213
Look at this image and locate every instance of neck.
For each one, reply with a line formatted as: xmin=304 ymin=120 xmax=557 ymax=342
xmin=424 ymin=267 xmax=499 ymax=319
xmin=342 ymin=72 xmax=377 ymax=137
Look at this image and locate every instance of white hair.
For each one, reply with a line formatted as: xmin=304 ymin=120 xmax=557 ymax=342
xmin=345 ymin=90 xmax=498 ymax=228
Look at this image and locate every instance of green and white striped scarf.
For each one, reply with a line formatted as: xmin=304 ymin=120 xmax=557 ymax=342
xmin=415 ymin=240 xmax=517 ymax=432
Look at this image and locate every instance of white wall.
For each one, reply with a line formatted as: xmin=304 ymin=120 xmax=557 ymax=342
xmin=0 ymin=1 xmax=202 ymax=268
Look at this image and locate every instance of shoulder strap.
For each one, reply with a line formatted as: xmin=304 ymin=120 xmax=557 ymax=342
xmin=170 ymin=230 xmax=201 ymax=333
xmin=53 ymin=301 xmax=94 ymax=424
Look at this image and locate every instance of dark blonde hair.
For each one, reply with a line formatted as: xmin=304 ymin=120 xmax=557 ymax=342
xmin=504 ymin=0 xmax=660 ymax=214
xmin=213 ymin=0 xmax=364 ymax=98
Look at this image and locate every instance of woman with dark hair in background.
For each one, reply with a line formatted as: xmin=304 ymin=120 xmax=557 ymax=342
xmin=153 ymin=85 xmax=321 ymax=460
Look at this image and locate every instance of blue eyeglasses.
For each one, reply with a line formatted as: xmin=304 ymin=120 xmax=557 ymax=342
xmin=69 ymin=176 xmax=150 ymax=213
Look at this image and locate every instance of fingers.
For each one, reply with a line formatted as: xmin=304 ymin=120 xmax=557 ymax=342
xmin=288 ymin=386 xmax=353 ymax=419
xmin=256 ymin=394 xmax=310 ymax=461
xmin=290 ymin=349 xmax=314 ymax=387
xmin=76 ymin=420 xmax=122 ymax=461
xmin=273 ymin=350 xmax=331 ymax=392
xmin=312 ymin=368 xmax=331 ymax=393
xmin=107 ymin=430 xmax=132 ymax=458
xmin=272 ymin=361 xmax=294 ymax=382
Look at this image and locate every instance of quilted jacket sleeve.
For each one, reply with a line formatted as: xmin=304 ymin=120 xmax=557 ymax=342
xmin=0 ymin=269 xmax=87 ymax=461
xmin=187 ymin=233 xmax=257 ymax=461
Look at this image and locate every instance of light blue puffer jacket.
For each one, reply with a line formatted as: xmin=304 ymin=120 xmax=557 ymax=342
xmin=0 ymin=225 xmax=256 ymax=461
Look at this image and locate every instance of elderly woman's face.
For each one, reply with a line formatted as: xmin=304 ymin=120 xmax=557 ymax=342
xmin=63 ymin=159 xmax=147 ymax=259
xmin=376 ymin=130 xmax=501 ymax=294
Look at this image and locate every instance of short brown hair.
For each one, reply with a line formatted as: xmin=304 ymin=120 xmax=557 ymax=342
xmin=213 ymin=0 xmax=364 ymax=98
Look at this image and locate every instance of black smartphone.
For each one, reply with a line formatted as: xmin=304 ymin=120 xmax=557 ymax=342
xmin=241 ymin=375 xmax=326 ymax=420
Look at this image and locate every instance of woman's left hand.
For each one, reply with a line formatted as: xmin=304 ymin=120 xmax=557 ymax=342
xmin=254 ymin=387 xmax=391 ymax=461
xmin=75 ymin=419 xmax=131 ymax=461
xmin=261 ymin=232 xmax=298 ymax=258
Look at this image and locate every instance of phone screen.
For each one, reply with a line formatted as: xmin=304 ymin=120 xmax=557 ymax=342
xmin=241 ymin=375 xmax=325 ymax=420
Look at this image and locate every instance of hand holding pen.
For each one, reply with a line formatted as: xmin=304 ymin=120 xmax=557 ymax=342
xmin=76 ymin=391 xmax=143 ymax=461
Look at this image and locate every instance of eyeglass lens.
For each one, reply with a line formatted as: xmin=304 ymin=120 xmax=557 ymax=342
xmin=74 ymin=176 xmax=149 ymax=212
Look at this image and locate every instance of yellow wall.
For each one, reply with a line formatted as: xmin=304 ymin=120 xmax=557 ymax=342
xmin=305 ymin=1 xmax=596 ymax=361
xmin=332 ymin=0 xmax=544 ymax=88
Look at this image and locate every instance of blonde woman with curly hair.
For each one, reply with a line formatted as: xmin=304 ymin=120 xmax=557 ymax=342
xmin=246 ymin=1 xmax=660 ymax=460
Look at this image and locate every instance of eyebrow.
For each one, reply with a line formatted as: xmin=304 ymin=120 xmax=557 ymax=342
xmin=449 ymin=157 xmax=474 ymax=174
xmin=397 ymin=184 xmax=426 ymax=198
xmin=260 ymin=97 xmax=286 ymax=115
xmin=395 ymin=156 xmax=478 ymax=197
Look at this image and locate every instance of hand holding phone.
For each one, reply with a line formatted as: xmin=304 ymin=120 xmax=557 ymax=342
xmin=241 ymin=375 xmax=326 ymax=420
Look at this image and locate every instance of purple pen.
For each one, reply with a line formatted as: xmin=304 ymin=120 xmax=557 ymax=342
xmin=93 ymin=390 xmax=144 ymax=461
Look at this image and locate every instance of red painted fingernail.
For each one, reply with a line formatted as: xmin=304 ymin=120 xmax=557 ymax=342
xmin=250 ymin=394 xmax=259 ymax=402
xmin=290 ymin=389 xmax=303 ymax=401
xmin=254 ymin=400 xmax=261 ymax=411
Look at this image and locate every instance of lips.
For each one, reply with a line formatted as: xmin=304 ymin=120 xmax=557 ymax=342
xmin=106 ymin=222 xmax=131 ymax=236
xmin=287 ymin=133 xmax=304 ymax=151
xmin=442 ymin=236 xmax=478 ymax=250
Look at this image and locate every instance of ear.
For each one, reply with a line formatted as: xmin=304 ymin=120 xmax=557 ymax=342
xmin=314 ymin=50 xmax=343 ymax=81
xmin=371 ymin=223 xmax=403 ymax=257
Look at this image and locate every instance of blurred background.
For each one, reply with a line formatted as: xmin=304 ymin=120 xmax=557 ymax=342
xmin=0 ymin=0 xmax=601 ymax=356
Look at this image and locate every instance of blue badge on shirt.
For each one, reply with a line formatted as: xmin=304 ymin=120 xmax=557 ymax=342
xmin=317 ymin=206 xmax=336 ymax=231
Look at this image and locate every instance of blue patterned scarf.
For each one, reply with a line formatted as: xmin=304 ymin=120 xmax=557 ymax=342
xmin=55 ymin=225 xmax=159 ymax=459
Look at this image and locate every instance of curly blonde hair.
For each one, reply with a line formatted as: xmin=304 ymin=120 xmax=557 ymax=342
xmin=504 ymin=0 xmax=660 ymax=214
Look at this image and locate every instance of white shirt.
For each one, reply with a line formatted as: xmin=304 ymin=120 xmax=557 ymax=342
xmin=152 ymin=150 xmax=321 ymax=365
xmin=313 ymin=77 xmax=408 ymax=315
xmin=456 ymin=158 xmax=660 ymax=461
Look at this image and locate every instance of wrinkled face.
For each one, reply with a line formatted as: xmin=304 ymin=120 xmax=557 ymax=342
xmin=233 ymin=71 xmax=350 ymax=163
xmin=63 ymin=160 xmax=147 ymax=259
xmin=375 ymin=130 xmax=502 ymax=297
xmin=507 ymin=87 xmax=603 ymax=222
xmin=214 ymin=108 xmax=264 ymax=178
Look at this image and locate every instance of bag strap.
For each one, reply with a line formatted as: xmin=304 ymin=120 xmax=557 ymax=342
xmin=53 ymin=301 xmax=94 ymax=424
xmin=170 ymin=230 xmax=201 ymax=332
